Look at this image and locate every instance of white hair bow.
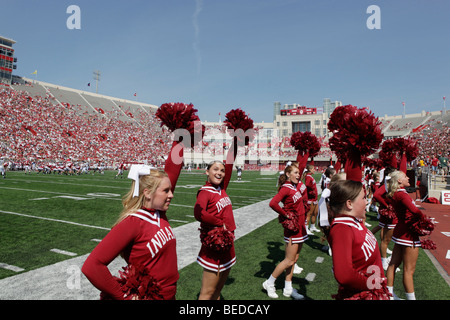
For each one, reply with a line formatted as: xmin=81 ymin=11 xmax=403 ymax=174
xmin=384 ymin=175 xmax=391 ymax=190
xmin=128 ymin=164 xmax=157 ymax=197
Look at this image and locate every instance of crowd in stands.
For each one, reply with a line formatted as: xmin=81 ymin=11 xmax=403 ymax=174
xmin=0 ymin=85 xmax=172 ymax=170
xmin=1 ymin=84 xmax=448 ymax=173
xmin=408 ymin=115 xmax=450 ymax=179
xmin=410 ymin=116 xmax=449 ymax=158
xmin=388 ymin=122 xmax=413 ymax=131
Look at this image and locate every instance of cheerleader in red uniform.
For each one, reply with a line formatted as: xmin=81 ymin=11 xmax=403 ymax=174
xmin=303 ymin=164 xmax=319 ymax=234
xmin=263 ymin=164 xmax=307 ymax=300
xmin=82 ymin=141 xmax=184 ymax=300
xmin=328 ymin=180 xmax=390 ymax=300
xmin=194 ymin=108 xmax=253 ymax=300
xmin=386 ymin=170 xmax=433 ymax=300
xmin=194 ymin=141 xmax=237 ymax=300
xmin=372 ymin=167 xmax=397 ymax=270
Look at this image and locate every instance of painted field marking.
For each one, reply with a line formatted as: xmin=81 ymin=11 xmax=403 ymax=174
xmin=441 ymin=232 xmax=450 ymax=237
xmin=170 ymin=219 xmax=189 ymax=223
xmin=54 ymin=195 xmax=91 ymax=201
xmin=315 ymin=257 xmax=324 ymax=263
xmin=0 ymin=186 xmax=97 ymax=199
xmin=0 ymin=210 xmax=111 ymax=231
xmin=446 ymin=250 xmax=450 ymax=260
xmin=305 ymin=273 xmax=316 ymax=282
xmin=0 ymin=263 xmax=25 ymax=272
xmin=50 ymin=248 xmax=77 ymax=257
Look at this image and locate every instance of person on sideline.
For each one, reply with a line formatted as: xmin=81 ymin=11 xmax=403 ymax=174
xmin=372 ymin=167 xmax=397 ymax=270
xmin=386 ymin=170 xmax=430 ymax=300
xmin=317 ymin=172 xmax=345 ymax=255
xmin=327 ymin=179 xmax=390 ymax=300
xmin=263 ymin=164 xmax=307 ymax=300
xmin=194 ymin=141 xmax=237 ymax=300
xmin=303 ymin=164 xmax=319 ymax=234
xmin=82 ymin=141 xmax=184 ymax=300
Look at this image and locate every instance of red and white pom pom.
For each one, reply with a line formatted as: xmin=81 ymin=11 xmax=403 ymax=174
xmin=100 ymin=264 xmax=163 ymax=300
xmin=328 ymin=105 xmax=383 ymax=158
xmin=278 ymin=211 xmax=300 ymax=233
xmin=328 ymin=105 xmax=384 ymax=181
xmin=199 ymin=227 xmax=235 ymax=252
xmin=405 ymin=212 xmax=435 ymax=237
xmin=379 ymin=139 xmax=399 ymax=168
xmin=420 ymin=238 xmax=437 ymax=250
xmin=379 ymin=204 xmax=396 ymax=221
xmin=290 ymin=131 xmax=321 ymax=157
xmin=223 ymin=108 xmax=255 ymax=145
xmin=155 ymin=102 xmax=205 ymax=147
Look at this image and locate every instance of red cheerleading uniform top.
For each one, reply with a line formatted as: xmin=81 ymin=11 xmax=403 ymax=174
xmin=391 ymin=189 xmax=423 ymax=219
xmin=373 ymin=184 xmax=389 ymax=208
xmin=82 ymin=142 xmax=182 ymax=300
xmin=194 ymin=144 xmax=238 ymax=272
xmin=390 ymin=189 xmax=424 ymax=245
xmin=81 ymin=209 xmax=178 ymax=300
xmin=194 ymin=161 xmax=235 ymax=232
xmin=304 ymin=173 xmax=318 ymax=203
xmin=269 ymin=181 xmax=306 ymax=218
xmin=329 ymin=215 xmax=384 ymax=294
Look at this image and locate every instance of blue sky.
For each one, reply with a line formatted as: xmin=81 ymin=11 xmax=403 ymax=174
xmin=1 ymin=0 xmax=449 ymax=122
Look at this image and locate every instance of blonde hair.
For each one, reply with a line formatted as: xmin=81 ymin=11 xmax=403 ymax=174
xmin=386 ymin=170 xmax=404 ymax=198
xmin=114 ymin=170 xmax=168 ymax=227
xmin=328 ymin=172 xmax=346 ymax=188
xmin=373 ymin=172 xmax=380 ymax=182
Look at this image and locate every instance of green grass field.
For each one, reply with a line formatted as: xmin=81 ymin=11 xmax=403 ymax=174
xmin=0 ymin=169 xmax=448 ymax=300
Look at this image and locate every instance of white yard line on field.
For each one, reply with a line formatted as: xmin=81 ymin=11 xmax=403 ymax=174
xmin=0 ymin=186 xmax=98 ymax=198
xmin=50 ymin=249 xmax=77 ymax=257
xmin=0 ymin=210 xmax=111 ymax=231
xmin=0 ymin=263 xmax=24 ymax=273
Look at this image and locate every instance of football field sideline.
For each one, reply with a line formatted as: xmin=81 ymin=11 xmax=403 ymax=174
xmin=0 ymin=198 xmax=274 ymax=300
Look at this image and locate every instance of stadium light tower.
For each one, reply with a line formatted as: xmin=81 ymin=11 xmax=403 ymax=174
xmin=93 ymin=70 xmax=100 ymax=94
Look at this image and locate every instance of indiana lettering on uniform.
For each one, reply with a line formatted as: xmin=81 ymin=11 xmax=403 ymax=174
xmin=146 ymin=226 xmax=175 ymax=258
xmin=361 ymin=231 xmax=377 ymax=261
xmin=216 ymin=197 xmax=232 ymax=212
xmin=292 ymin=191 xmax=302 ymax=203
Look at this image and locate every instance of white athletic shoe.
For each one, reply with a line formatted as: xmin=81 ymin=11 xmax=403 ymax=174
xmin=306 ymin=227 xmax=314 ymax=235
xmin=310 ymin=225 xmax=320 ymax=232
xmin=390 ymin=292 xmax=403 ymax=300
xmin=262 ymin=280 xmax=278 ymax=299
xmin=293 ymin=264 xmax=303 ymax=274
xmin=382 ymin=258 xmax=389 ymax=271
xmin=283 ymin=288 xmax=305 ymax=300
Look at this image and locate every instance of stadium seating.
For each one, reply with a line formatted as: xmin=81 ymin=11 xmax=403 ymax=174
xmin=1 ymin=80 xmax=448 ymax=172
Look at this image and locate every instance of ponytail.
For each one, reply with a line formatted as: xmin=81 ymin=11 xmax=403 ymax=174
xmin=278 ymin=164 xmax=298 ymax=191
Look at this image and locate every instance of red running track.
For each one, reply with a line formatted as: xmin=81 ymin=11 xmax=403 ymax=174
xmin=411 ymin=193 xmax=450 ymax=276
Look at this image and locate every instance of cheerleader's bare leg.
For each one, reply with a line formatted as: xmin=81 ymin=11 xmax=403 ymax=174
xmin=271 ymin=240 xmax=299 ymax=281
xmin=380 ymin=228 xmax=393 ymax=258
xmin=402 ymin=246 xmax=419 ymax=297
xmin=199 ymin=268 xmax=231 ymax=300
xmin=386 ymin=244 xmax=403 ymax=288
